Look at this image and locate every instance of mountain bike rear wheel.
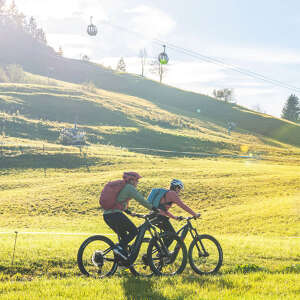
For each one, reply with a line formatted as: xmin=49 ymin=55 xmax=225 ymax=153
xmin=147 ymin=232 xmax=187 ymax=276
xmin=77 ymin=235 xmax=118 ymax=278
xmin=188 ymin=234 xmax=223 ymax=275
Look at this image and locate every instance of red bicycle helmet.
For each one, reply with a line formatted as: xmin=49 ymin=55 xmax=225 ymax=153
xmin=123 ymin=172 xmax=142 ymax=182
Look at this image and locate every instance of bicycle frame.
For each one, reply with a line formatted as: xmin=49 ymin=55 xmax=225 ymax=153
xmin=175 ymin=218 xmax=208 ymax=257
xmin=121 ymin=216 xmax=161 ymax=265
xmin=100 ymin=214 xmax=168 ymax=267
xmin=177 ymin=219 xmax=200 ymax=241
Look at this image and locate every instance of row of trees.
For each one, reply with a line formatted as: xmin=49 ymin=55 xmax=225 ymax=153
xmin=0 ymin=64 xmax=25 ymax=82
xmin=0 ymin=0 xmax=47 ymax=44
xmin=116 ymin=49 xmax=167 ymax=83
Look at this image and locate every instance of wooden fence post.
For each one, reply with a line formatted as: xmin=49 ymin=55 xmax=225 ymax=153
xmin=11 ymin=231 xmax=18 ymax=266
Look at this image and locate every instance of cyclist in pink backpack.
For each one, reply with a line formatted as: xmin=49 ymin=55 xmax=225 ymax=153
xmin=100 ymin=172 xmax=153 ymax=260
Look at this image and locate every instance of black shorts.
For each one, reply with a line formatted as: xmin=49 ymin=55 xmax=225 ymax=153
xmin=103 ymin=212 xmax=138 ymax=248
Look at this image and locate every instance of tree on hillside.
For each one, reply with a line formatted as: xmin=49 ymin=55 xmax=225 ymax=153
xmin=0 ymin=0 xmax=5 ymax=12
xmin=139 ymin=48 xmax=147 ymax=76
xmin=281 ymin=94 xmax=300 ymax=122
xmin=57 ymin=46 xmax=63 ymax=57
xmin=81 ymin=54 xmax=90 ymax=62
xmin=0 ymin=0 xmax=25 ymax=28
xmin=149 ymin=59 xmax=168 ymax=83
xmin=116 ymin=57 xmax=126 ymax=72
xmin=24 ymin=16 xmax=47 ymax=44
xmin=36 ymin=27 xmax=47 ymax=44
xmin=213 ymin=88 xmax=235 ymax=103
xmin=0 ymin=1 xmax=47 ymax=44
xmin=27 ymin=16 xmax=37 ymax=37
xmin=5 ymin=64 xmax=25 ymax=82
xmin=0 ymin=66 xmax=9 ymax=82
xmin=252 ymin=104 xmax=266 ymax=114
xmin=8 ymin=1 xmax=27 ymax=29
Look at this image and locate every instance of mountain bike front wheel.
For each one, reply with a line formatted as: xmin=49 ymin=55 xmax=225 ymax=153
xmin=188 ymin=234 xmax=223 ymax=275
xmin=147 ymin=232 xmax=187 ymax=276
xmin=77 ymin=235 xmax=118 ymax=278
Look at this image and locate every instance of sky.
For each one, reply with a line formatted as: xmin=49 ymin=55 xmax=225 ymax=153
xmin=14 ymin=0 xmax=300 ymax=117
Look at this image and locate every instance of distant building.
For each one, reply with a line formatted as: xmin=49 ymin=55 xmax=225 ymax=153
xmin=59 ymin=124 xmax=86 ymax=145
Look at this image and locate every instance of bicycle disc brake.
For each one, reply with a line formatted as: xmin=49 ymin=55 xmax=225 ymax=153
xmin=92 ymin=250 xmax=104 ymax=268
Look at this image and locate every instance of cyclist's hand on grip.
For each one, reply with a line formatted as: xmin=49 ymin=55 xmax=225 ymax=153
xmin=152 ymin=207 xmax=159 ymax=213
xmin=194 ymin=213 xmax=201 ymax=219
xmin=130 ymin=211 xmax=138 ymax=217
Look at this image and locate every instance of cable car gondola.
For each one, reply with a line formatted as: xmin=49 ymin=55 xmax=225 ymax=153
xmin=87 ymin=16 xmax=98 ymax=36
xmin=158 ymin=45 xmax=169 ymax=65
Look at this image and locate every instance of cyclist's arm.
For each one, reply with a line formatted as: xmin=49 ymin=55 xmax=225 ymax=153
xmin=159 ymin=209 xmax=177 ymax=219
xmin=173 ymin=194 xmax=197 ymax=216
xmin=117 ymin=184 xmax=152 ymax=210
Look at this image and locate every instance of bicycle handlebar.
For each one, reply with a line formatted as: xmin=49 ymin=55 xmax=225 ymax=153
xmin=131 ymin=211 xmax=159 ymax=220
xmin=132 ymin=213 xmax=146 ymax=219
xmin=178 ymin=215 xmax=201 ymax=221
xmin=131 ymin=212 xmax=200 ymax=221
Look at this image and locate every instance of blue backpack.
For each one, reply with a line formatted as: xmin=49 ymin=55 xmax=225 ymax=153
xmin=147 ymin=188 xmax=168 ymax=208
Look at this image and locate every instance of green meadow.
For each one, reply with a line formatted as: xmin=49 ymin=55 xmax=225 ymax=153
xmin=0 ymin=75 xmax=299 ymax=299
xmin=0 ymin=143 xmax=299 ymax=299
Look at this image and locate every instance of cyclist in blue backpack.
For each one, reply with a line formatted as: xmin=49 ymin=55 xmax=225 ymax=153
xmin=147 ymin=179 xmax=200 ymax=245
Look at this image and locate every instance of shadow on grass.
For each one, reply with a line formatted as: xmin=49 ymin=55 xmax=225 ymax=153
xmin=181 ymin=274 xmax=234 ymax=289
xmin=0 ymin=261 xmax=78 ymax=280
xmin=99 ymin=127 xmax=236 ymax=155
xmin=0 ymin=153 xmax=103 ymax=169
xmin=122 ymin=276 xmax=169 ymax=300
xmin=0 ymin=117 xmax=58 ymax=142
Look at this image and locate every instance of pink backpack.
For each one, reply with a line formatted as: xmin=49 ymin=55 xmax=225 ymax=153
xmin=99 ymin=180 xmax=127 ymax=210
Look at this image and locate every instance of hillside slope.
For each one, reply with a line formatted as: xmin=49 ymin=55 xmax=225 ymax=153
xmin=1 ymin=27 xmax=300 ymax=148
xmin=1 ymin=79 xmax=300 ymax=163
xmin=0 ymin=81 xmax=250 ymax=153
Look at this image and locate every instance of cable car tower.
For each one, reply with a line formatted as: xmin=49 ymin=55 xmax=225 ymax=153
xmin=87 ymin=16 xmax=98 ymax=36
xmin=158 ymin=45 xmax=169 ymax=65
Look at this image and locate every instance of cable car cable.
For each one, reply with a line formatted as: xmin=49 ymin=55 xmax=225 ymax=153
xmin=156 ymin=39 xmax=300 ymax=93
xmin=100 ymin=20 xmax=300 ymax=93
xmin=157 ymin=41 xmax=300 ymax=93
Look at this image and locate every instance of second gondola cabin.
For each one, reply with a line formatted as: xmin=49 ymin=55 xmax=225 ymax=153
xmin=158 ymin=45 xmax=169 ymax=64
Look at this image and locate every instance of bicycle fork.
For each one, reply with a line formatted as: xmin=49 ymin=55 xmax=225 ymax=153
xmin=190 ymin=229 xmax=209 ymax=257
xmin=177 ymin=225 xmax=209 ymax=258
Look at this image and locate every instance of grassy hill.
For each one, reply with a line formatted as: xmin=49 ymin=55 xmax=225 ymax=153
xmin=0 ymin=21 xmax=300 ymax=300
xmin=1 ymin=78 xmax=300 ymax=163
xmin=1 ymin=26 xmax=300 ymax=149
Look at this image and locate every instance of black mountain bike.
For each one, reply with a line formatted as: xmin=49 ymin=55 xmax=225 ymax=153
xmin=176 ymin=215 xmax=223 ymax=275
xmin=77 ymin=212 xmax=187 ymax=278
